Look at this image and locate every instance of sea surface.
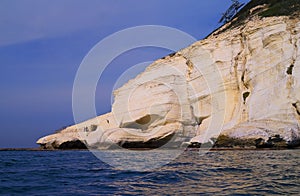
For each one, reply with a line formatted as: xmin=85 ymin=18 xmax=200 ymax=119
xmin=0 ymin=149 xmax=299 ymax=195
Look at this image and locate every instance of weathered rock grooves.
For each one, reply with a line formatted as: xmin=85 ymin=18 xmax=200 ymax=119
xmin=37 ymin=1 xmax=300 ymax=149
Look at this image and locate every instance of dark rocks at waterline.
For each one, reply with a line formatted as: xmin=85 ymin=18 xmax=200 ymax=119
xmin=38 ymin=134 xmax=300 ymax=150
xmin=39 ymin=140 xmax=88 ymax=150
xmin=188 ymin=135 xmax=300 ymax=149
xmin=256 ymin=135 xmax=300 ymax=149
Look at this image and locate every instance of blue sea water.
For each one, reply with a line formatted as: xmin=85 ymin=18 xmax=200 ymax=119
xmin=0 ymin=150 xmax=299 ymax=195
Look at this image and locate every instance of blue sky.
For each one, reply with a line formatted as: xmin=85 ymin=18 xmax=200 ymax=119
xmin=0 ymin=0 xmax=250 ymax=148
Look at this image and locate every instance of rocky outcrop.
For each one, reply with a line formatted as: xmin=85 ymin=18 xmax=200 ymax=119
xmin=188 ymin=15 xmax=300 ymax=147
xmin=37 ymin=1 xmax=300 ymax=149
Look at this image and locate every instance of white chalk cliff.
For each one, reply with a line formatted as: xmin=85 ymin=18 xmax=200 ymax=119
xmin=37 ymin=1 xmax=300 ymax=149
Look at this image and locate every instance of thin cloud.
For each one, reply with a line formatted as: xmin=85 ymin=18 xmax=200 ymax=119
xmin=0 ymin=0 xmax=123 ymax=46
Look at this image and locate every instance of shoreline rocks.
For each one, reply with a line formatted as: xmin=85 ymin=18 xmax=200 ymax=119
xmin=37 ymin=2 xmax=300 ymax=150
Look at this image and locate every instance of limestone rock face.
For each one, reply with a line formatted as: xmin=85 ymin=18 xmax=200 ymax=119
xmin=37 ymin=16 xmax=300 ymax=149
xmin=189 ymin=16 xmax=300 ymax=145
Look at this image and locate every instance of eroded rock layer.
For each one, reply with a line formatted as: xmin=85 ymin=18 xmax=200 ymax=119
xmin=37 ymin=8 xmax=300 ymax=149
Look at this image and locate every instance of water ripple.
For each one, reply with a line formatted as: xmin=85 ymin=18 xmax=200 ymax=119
xmin=0 ymin=150 xmax=299 ymax=195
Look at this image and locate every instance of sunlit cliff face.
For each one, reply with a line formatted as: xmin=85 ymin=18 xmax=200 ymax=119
xmin=37 ymin=1 xmax=300 ymax=149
